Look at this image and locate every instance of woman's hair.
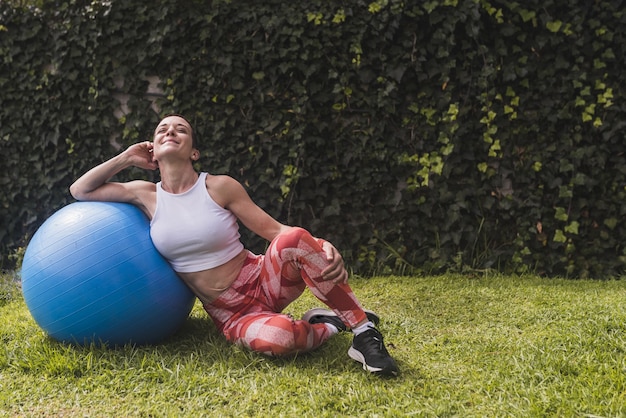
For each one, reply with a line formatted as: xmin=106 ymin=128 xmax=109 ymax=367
xmin=161 ymin=113 xmax=198 ymax=149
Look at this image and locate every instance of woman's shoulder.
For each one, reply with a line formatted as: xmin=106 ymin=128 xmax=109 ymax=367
xmin=204 ymin=174 xmax=246 ymax=207
xmin=204 ymin=173 xmax=240 ymax=189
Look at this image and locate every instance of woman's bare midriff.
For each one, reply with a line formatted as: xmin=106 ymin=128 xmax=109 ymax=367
xmin=176 ymin=249 xmax=248 ymax=305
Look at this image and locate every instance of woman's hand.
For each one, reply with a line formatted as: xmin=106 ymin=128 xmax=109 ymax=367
xmin=321 ymin=241 xmax=349 ymax=285
xmin=124 ymin=141 xmax=158 ymax=171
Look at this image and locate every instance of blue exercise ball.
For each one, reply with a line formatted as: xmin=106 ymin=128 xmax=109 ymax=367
xmin=21 ymin=201 xmax=196 ymax=345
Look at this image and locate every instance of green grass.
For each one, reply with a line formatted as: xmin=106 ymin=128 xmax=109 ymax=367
xmin=2 ymin=272 xmax=626 ymax=417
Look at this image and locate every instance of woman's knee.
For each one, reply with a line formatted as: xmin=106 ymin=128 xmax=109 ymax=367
xmin=273 ymin=227 xmax=319 ymax=251
xmin=281 ymin=226 xmax=310 ymax=242
xmin=239 ymin=315 xmax=315 ymax=357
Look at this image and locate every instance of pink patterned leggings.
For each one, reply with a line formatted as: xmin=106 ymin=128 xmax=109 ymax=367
xmin=203 ymin=227 xmax=368 ymax=356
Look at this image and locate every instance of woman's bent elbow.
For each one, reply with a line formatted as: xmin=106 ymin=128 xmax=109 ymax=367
xmin=69 ymin=184 xmax=84 ymax=200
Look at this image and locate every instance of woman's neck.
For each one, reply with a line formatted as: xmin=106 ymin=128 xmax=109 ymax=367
xmin=159 ymin=165 xmax=199 ymax=194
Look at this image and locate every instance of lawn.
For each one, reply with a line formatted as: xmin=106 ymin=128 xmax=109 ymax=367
xmin=1 ymin=272 xmax=626 ymax=417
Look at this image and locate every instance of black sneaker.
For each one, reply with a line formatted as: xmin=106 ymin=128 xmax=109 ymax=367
xmin=302 ymin=308 xmax=380 ymax=333
xmin=348 ymin=327 xmax=399 ymax=377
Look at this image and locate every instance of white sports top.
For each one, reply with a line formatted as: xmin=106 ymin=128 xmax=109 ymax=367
xmin=149 ymin=172 xmax=244 ymax=273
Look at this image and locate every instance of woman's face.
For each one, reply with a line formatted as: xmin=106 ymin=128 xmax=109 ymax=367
xmin=152 ymin=116 xmax=195 ymax=161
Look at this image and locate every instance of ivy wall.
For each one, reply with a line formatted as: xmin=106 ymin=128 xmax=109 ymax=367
xmin=1 ymin=0 xmax=625 ymax=278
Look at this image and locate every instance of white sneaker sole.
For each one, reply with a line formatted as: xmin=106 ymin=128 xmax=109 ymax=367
xmin=302 ymin=308 xmax=336 ymax=322
xmin=348 ymin=346 xmax=386 ymax=373
xmin=302 ymin=308 xmax=380 ymax=326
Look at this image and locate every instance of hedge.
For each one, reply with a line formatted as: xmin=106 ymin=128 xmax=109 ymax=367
xmin=1 ymin=0 xmax=625 ymax=278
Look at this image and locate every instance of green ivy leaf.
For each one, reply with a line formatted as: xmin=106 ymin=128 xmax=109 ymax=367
xmin=555 ymin=207 xmax=568 ymax=221
xmin=553 ymin=229 xmax=567 ymax=243
xmin=604 ymin=218 xmax=618 ymax=230
xmin=546 ymin=21 xmax=562 ymax=33
xmin=564 ymin=221 xmax=579 ymax=235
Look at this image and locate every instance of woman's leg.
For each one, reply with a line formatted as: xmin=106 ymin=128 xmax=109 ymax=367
xmin=261 ymin=227 xmax=368 ymax=327
xmin=221 ymin=311 xmax=332 ymax=356
xmin=204 ymin=228 xmax=368 ymax=356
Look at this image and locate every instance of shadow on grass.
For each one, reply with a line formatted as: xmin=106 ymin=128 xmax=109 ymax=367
xmin=153 ymin=315 xmax=407 ymax=378
xmin=34 ymin=312 xmax=406 ymax=379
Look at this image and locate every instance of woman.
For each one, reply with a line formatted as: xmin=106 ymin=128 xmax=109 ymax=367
xmin=70 ymin=114 xmax=399 ymax=377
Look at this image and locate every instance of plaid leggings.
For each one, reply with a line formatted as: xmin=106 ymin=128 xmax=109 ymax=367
xmin=203 ymin=227 xmax=368 ymax=356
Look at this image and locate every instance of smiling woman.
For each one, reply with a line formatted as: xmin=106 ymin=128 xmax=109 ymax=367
xmin=69 ymin=114 xmax=399 ymax=376
xmin=153 ymin=114 xmax=200 ymax=163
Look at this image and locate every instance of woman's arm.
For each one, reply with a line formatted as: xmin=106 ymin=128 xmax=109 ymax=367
xmin=69 ymin=142 xmax=157 ymax=206
xmin=208 ymin=175 xmax=348 ymax=283
xmin=208 ymin=175 xmax=288 ymax=242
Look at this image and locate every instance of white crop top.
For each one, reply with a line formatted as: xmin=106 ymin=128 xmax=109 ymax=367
xmin=149 ymin=172 xmax=244 ymax=272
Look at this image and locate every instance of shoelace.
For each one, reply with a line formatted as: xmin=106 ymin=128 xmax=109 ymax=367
xmin=358 ymin=328 xmax=390 ymax=356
